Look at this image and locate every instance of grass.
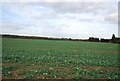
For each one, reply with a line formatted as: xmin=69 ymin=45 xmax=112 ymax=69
xmin=2 ymin=38 xmax=120 ymax=79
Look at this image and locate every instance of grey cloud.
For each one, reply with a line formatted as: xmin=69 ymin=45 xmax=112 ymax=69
xmin=2 ymin=20 xmax=33 ymax=33
xmin=1 ymin=2 xmax=118 ymax=38
xmin=104 ymin=13 xmax=118 ymax=24
xmin=34 ymin=11 xmax=58 ymax=19
xmin=41 ymin=2 xmax=117 ymax=24
xmin=5 ymin=2 xmax=117 ymax=24
xmin=59 ymin=24 xmax=69 ymax=28
xmin=58 ymin=13 xmax=97 ymax=23
xmin=43 ymin=2 xmax=117 ymax=14
xmin=79 ymin=18 xmax=94 ymax=22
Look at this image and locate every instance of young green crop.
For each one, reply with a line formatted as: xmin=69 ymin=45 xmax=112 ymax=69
xmin=2 ymin=38 xmax=119 ymax=79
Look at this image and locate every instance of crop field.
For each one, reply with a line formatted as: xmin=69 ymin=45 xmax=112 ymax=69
xmin=2 ymin=38 xmax=120 ymax=79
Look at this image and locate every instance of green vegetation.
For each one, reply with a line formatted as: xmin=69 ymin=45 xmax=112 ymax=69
xmin=2 ymin=38 xmax=120 ymax=79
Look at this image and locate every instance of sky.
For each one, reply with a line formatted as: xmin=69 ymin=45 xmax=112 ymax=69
xmin=0 ymin=0 xmax=119 ymax=39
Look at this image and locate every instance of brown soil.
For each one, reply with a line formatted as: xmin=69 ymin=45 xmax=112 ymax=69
xmin=67 ymin=74 xmax=76 ymax=77
xmin=63 ymin=76 xmax=70 ymax=79
xmin=22 ymin=66 xmax=33 ymax=70
xmin=82 ymin=74 xmax=86 ymax=79
xmin=105 ymin=47 xmax=113 ymax=48
xmin=34 ymin=65 xmax=44 ymax=68
xmin=69 ymin=49 xmax=118 ymax=54
xmin=15 ymin=75 xmax=26 ymax=79
xmin=10 ymin=69 xmax=22 ymax=78
xmin=2 ymin=74 xmax=9 ymax=79
xmin=2 ymin=63 xmax=16 ymax=66
xmin=62 ymin=68 xmax=69 ymax=73
xmin=55 ymin=67 xmax=69 ymax=73
xmin=34 ymin=65 xmax=55 ymax=70
xmin=55 ymin=67 xmax=64 ymax=70
xmin=46 ymin=77 xmax=64 ymax=79
xmin=35 ymin=75 xmax=44 ymax=78
xmin=80 ymin=64 xmax=87 ymax=68
xmin=45 ymin=62 xmax=55 ymax=65
xmin=85 ymin=66 xmax=120 ymax=71
xmin=69 ymin=65 xmax=75 ymax=71
xmin=0 ymin=74 xmax=2 ymax=79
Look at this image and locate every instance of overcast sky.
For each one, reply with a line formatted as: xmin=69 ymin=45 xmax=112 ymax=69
xmin=0 ymin=0 xmax=119 ymax=39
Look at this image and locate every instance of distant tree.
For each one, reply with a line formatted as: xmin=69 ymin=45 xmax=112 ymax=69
xmin=111 ymin=34 xmax=116 ymax=42
xmin=100 ymin=38 xmax=110 ymax=42
xmin=95 ymin=38 xmax=99 ymax=42
xmin=89 ymin=37 xmax=94 ymax=41
xmin=69 ymin=38 xmax=72 ymax=40
xmin=89 ymin=37 xmax=99 ymax=42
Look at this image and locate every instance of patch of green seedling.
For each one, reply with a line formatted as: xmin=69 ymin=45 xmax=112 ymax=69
xmin=2 ymin=38 xmax=119 ymax=79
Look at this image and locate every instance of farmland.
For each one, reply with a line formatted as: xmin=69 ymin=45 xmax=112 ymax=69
xmin=2 ymin=38 xmax=120 ymax=79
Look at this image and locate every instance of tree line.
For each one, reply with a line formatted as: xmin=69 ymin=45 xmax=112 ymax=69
xmin=1 ymin=34 xmax=120 ymax=43
xmin=88 ymin=34 xmax=120 ymax=43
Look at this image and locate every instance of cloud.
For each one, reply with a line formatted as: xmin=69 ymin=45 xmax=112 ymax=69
xmin=1 ymin=2 xmax=118 ymax=39
xmin=104 ymin=13 xmax=118 ymax=24
xmin=42 ymin=2 xmax=118 ymax=24
xmin=2 ymin=2 xmax=118 ymax=24
xmin=99 ymin=28 xmax=107 ymax=31
xmin=1 ymin=20 xmax=33 ymax=34
xmin=43 ymin=2 xmax=116 ymax=14
xmin=1 ymin=0 xmax=119 ymax=2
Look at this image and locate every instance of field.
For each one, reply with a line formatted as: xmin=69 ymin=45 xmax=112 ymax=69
xmin=2 ymin=38 xmax=120 ymax=79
